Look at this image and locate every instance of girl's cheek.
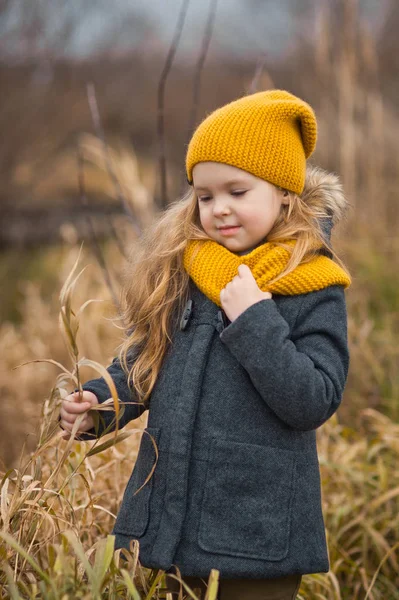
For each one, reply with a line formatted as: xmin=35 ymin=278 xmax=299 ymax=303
xmin=199 ymin=212 xmax=212 ymax=232
xmin=239 ymin=210 xmax=256 ymax=227
xmin=198 ymin=208 xmax=207 ymax=226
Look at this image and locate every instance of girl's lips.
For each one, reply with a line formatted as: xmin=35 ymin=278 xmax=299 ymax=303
xmin=218 ymin=226 xmax=241 ymax=236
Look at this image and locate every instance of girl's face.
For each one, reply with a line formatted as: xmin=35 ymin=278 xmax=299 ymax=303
xmin=193 ymin=162 xmax=289 ymax=254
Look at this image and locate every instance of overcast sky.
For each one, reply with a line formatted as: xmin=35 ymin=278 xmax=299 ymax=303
xmin=74 ymin=0 xmax=389 ymax=59
xmin=67 ymin=0 xmax=297 ymax=60
xmin=0 ymin=0 xmax=391 ymax=63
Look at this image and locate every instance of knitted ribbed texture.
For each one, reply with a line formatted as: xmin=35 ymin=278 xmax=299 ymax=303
xmin=183 ymin=239 xmax=351 ymax=306
xmin=186 ymin=90 xmax=317 ymax=195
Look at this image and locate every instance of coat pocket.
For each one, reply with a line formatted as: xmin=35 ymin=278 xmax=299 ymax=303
xmin=113 ymin=427 xmax=161 ymax=537
xmin=198 ymin=438 xmax=296 ymax=561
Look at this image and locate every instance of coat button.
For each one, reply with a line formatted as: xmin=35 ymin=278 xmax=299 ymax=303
xmin=180 ymin=299 xmax=193 ymax=330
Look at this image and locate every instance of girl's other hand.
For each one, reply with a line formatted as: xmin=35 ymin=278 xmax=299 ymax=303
xmin=59 ymin=390 xmax=99 ymax=440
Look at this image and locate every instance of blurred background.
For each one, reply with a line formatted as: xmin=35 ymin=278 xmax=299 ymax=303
xmin=1 ymin=0 xmax=398 ymax=464
xmin=1 ymin=1 xmax=399 ymax=595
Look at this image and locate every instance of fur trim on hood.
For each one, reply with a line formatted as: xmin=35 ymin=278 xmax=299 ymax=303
xmin=301 ymin=164 xmax=351 ymax=243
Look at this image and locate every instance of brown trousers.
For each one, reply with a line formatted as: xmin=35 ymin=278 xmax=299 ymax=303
xmin=165 ymin=573 xmax=302 ymax=600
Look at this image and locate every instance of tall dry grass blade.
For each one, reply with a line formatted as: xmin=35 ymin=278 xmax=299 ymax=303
xmin=120 ymin=568 xmax=142 ymax=599
xmin=58 ymin=243 xmax=85 ymax=309
xmin=0 ymin=530 xmax=55 ymax=590
xmin=76 ymin=298 xmax=104 ymax=319
xmin=144 ymin=569 xmax=165 ymax=600
xmin=58 ymin=250 xmax=88 ymax=365
xmin=360 ymin=521 xmax=399 ymax=572
xmin=1 ymin=476 xmax=10 ymax=531
xmin=3 ymin=563 xmax=23 ymax=600
xmin=204 ymin=569 xmax=220 ymax=600
xmin=91 ymin=535 xmax=115 ymax=597
xmin=62 ymin=530 xmax=95 ymax=588
xmin=39 ymin=414 xmax=88 ymax=493
xmin=11 ymin=358 xmax=74 ymax=378
xmin=85 ymin=430 xmax=136 ymax=456
xmin=61 ymin=265 xmax=90 ymax=320
xmin=59 ymin=307 xmax=79 ymax=362
xmin=325 ymin=571 xmax=342 ymax=600
xmin=10 ymin=423 xmax=88 ymax=579
xmin=164 ymin=573 xmax=201 ymax=600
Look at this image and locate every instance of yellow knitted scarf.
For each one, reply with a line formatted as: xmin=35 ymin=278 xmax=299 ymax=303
xmin=183 ymin=239 xmax=351 ymax=306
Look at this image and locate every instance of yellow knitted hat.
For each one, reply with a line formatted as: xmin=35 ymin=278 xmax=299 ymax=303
xmin=185 ymin=89 xmax=317 ymax=195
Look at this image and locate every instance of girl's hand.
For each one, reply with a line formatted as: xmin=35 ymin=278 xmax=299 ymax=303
xmin=220 ymin=264 xmax=272 ymax=322
xmin=59 ymin=390 xmax=99 ymax=440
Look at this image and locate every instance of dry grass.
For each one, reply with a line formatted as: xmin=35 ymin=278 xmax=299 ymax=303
xmin=0 ymin=222 xmax=398 ymax=597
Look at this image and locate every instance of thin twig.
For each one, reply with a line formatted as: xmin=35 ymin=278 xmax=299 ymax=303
xmin=86 ymin=82 xmax=141 ymax=241
xmin=77 ymin=144 xmax=123 ymax=322
xmin=157 ymin=0 xmax=191 ymax=210
xmin=187 ymin=0 xmax=218 ymax=137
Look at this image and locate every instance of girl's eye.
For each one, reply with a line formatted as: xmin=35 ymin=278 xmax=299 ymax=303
xmin=198 ymin=190 xmax=246 ymax=201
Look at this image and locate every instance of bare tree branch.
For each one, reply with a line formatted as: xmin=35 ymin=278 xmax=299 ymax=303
xmin=187 ymin=0 xmax=218 ymax=137
xmin=157 ymin=0 xmax=191 ymax=210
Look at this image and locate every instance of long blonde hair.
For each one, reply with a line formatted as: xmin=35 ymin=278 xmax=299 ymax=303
xmin=115 ymin=164 xmax=352 ymax=407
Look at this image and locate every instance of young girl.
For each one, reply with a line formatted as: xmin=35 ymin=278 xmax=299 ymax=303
xmin=59 ymin=89 xmax=352 ymax=600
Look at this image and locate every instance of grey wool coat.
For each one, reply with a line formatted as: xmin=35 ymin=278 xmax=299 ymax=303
xmin=76 ymin=169 xmax=350 ymax=580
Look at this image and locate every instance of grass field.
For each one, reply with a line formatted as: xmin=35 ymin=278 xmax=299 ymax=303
xmin=0 ymin=211 xmax=398 ymax=598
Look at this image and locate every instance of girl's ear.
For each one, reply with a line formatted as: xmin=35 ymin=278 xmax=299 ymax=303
xmin=276 ymin=185 xmax=291 ymax=205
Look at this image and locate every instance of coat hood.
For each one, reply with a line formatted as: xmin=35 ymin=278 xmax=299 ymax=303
xmin=301 ymin=165 xmax=351 ymax=243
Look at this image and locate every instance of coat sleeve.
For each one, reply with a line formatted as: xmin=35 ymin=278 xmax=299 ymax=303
xmin=71 ymin=355 xmax=147 ymax=440
xmin=219 ymin=284 xmax=350 ymax=431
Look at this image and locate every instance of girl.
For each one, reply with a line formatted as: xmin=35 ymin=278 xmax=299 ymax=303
xmin=60 ymin=90 xmax=352 ymax=600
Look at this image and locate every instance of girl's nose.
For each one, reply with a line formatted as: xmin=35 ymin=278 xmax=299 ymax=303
xmin=212 ymin=197 xmax=231 ymax=216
